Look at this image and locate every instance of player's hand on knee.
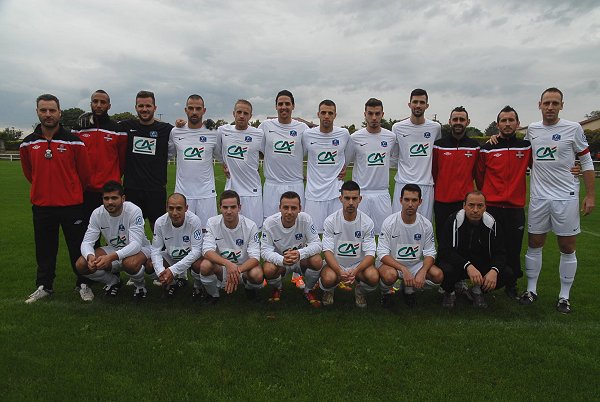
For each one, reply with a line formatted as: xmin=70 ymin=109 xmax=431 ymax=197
xmin=482 ymin=270 xmax=497 ymax=292
xmin=159 ymin=269 xmax=174 ymax=285
xmin=466 ymin=265 xmax=483 ymax=285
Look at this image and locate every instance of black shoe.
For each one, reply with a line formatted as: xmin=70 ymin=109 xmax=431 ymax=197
xmin=192 ymin=286 xmax=207 ymax=302
xmin=381 ymin=293 xmax=394 ymax=309
xmin=504 ymin=284 xmax=519 ymax=300
xmin=519 ymin=290 xmax=538 ymax=305
xmin=442 ymin=292 xmax=456 ymax=309
xmin=133 ymin=287 xmax=147 ymax=300
xmin=104 ymin=281 xmax=122 ymax=297
xmin=469 ymin=290 xmax=488 ymax=308
xmin=166 ymin=278 xmax=187 ymax=298
xmin=202 ymin=294 xmax=219 ymax=305
xmin=403 ymin=292 xmax=417 ymax=307
xmin=556 ymin=298 xmax=571 ymax=314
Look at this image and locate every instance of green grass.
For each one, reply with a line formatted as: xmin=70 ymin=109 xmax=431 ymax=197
xmin=1 ymin=161 xmax=599 ymax=401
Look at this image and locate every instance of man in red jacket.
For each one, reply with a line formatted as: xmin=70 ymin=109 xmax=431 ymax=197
xmin=20 ymin=94 xmax=93 ymax=303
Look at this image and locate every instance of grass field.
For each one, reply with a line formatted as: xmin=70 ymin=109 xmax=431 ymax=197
xmin=1 ymin=160 xmax=599 ymax=401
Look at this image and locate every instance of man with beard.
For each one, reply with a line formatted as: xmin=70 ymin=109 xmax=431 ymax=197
xmin=392 ymin=89 xmax=441 ymax=222
xmin=432 ymin=106 xmax=480 ymax=243
xmin=120 ymin=90 xmax=173 ymax=229
xmin=168 ymin=94 xmax=221 ymax=230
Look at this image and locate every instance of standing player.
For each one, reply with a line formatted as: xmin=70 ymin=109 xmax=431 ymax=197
xmin=262 ymin=192 xmax=323 ymax=306
xmin=319 ymin=181 xmax=379 ymax=308
xmin=302 ymin=99 xmax=350 ymax=233
xmin=432 ymin=106 xmax=480 ymax=242
xmin=220 ymin=99 xmax=264 ymax=229
xmin=120 ymin=90 xmax=173 ymax=229
xmin=392 ymin=88 xmax=441 ymax=221
xmin=196 ymin=190 xmax=263 ymax=304
xmin=75 ymin=181 xmax=152 ymax=299
xmin=347 ymin=98 xmax=398 ymax=233
xmin=151 ymin=193 xmax=204 ymax=298
xmin=168 ymin=94 xmax=221 ymax=229
xmin=21 ymin=94 xmax=93 ymax=303
xmin=520 ymin=88 xmax=595 ymax=313
xmin=378 ymin=184 xmax=443 ymax=307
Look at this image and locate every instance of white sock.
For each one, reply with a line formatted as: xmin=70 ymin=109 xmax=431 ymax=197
xmin=318 ymin=278 xmax=336 ymax=293
xmin=128 ymin=266 xmax=146 ymax=289
xmin=525 ymin=247 xmax=543 ymax=294
xmin=200 ymin=273 xmax=220 ymax=297
xmin=379 ymin=279 xmax=392 ymax=295
xmin=190 ymin=270 xmax=203 ymax=288
xmin=86 ymin=270 xmax=118 ymax=286
xmin=303 ymin=267 xmax=321 ymax=293
xmin=559 ymin=251 xmax=577 ymax=300
xmin=356 ymin=280 xmax=376 ymax=295
xmin=242 ymin=274 xmax=263 ymax=290
xmin=404 ymin=285 xmax=415 ymax=295
xmin=267 ymin=275 xmax=282 ymax=290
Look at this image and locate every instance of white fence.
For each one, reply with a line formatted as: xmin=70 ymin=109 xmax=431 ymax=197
xmin=0 ymin=153 xmax=20 ymax=161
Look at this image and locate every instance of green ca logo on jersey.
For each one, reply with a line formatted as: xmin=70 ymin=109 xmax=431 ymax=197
xmin=227 ymin=145 xmax=248 ymax=160
xmin=274 ymin=140 xmax=294 ymax=154
xmin=337 ymin=243 xmax=360 ymax=256
xmin=109 ymin=236 xmax=127 ymax=248
xmin=397 ymin=246 xmax=419 ymax=260
xmin=184 ymin=147 xmax=205 ymax=160
xmin=367 ymin=152 xmax=386 ymax=166
xmin=317 ymin=150 xmax=337 ymax=164
xmin=220 ymin=250 xmax=241 ymax=263
xmin=133 ymin=138 xmax=156 ymax=154
xmin=535 ymin=146 xmax=557 ymax=161
xmin=171 ymin=248 xmax=190 ymax=261
xmin=409 ymin=144 xmax=429 ymax=157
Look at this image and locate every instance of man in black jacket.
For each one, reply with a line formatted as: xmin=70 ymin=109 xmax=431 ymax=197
xmin=438 ymin=191 xmax=512 ymax=308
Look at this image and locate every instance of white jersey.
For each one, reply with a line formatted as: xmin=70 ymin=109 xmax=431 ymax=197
xmin=347 ymin=127 xmax=398 ymax=193
xmin=322 ymin=209 xmax=376 ymax=268
xmin=151 ymin=211 xmax=203 ymax=276
xmin=203 ymin=214 xmax=260 ymax=265
xmin=526 ymin=119 xmax=589 ymax=200
xmin=259 ymin=118 xmax=308 ymax=184
xmin=219 ymin=124 xmax=264 ymax=197
xmin=302 ymin=126 xmax=350 ymax=201
xmin=81 ymin=201 xmax=150 ymax=260
xmin=261 ymin=211 xmax=322 ymax=267
xmin=378 ymin=212 xmax=436 ymax=268
xmin=392 ymin=118 xmax=441 ymax=185
xmin=168 ymin=125 xmax=222 ymax=199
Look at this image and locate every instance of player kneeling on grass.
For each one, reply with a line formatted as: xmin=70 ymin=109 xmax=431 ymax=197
xmin=438 ymin=191 xmax=512 ymax=309
xmin=151 ymin=193 xmax=204 ymax=299
xmin=262 ymin=191 xmax=323 ymax=307
xmin=320 ymin=181 xmax=378 ymax=308
xmin=75 ymin=181 xmax=152 ymax=300
xmin=378 ymin=184 xmax=443 ymax=308
xmin=195 ymin=190 xmax=263 ymax=304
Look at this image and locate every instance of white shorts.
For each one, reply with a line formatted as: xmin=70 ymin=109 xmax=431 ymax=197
xmin=305 ymin=198 xmax=342 ymax=233
xmin=358 ymin=192 xmax=391 ymax=234
xmin=100 ymin=245 xmax=151 ymax=272
xmin=188 ymin=197 xmax=217 ymax=230
xmin=378 ymin=260 xmax=437 ymax=287
xmin=528 ymin=197 xmax=581 ymax=236
xmin=159 ymin=251 xmax=194 ymax=278
xmin=263 ymin=181 xmax=305 ymax=219
xmin=392 ymin=183 xmax=434 ymax=222
xmin=239 ymin=195 xmax=264 ymax=230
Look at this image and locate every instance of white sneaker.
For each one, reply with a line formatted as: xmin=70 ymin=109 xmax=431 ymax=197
xmin=25 ymin=286 xmax=51 ymax=304
xmin=79 ymin=284 xmax=94 ymax=302
xmin=355 ymin=292 xmax=367 ymax=308
xmin=322 ymin=291 xmax=334 ymax=306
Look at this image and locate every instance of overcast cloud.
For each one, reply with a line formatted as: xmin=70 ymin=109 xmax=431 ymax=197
xmin=1 ymin=0 xmax=598 ymax=133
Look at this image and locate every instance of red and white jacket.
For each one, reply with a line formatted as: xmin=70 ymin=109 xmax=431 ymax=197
xmin=432 ymin=135 xmax=480 ymax=203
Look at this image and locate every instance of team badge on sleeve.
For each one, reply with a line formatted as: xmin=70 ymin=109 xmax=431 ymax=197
xmin=134 ymin=216 xmax=143 ymax=226
xmin=253 ymin=233 xmax=260 ymax=243
xmin=193 ymin=230 xmax=202 ymax=240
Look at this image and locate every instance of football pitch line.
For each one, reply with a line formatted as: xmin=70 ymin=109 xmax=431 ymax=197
xmin=581 ymin=229 xmax=600 ymax=237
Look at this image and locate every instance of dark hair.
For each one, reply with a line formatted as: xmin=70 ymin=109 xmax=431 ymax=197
xmin=234 ymin=99 xmax=253 ymax=112
xmin=541 ymin=87 xmax=563 ymax=102
xmin=102 ymin=180 xmax=124 ymax=196
xmin=365 ymin=98 xmax=383 ymax=110
xmin=187 ymin=94 xmax=205 ymax=105
xmin=319 ymin=99 xmax=336 ymax=111
xmin=276 ymin=89 xmax=295 ymax=106
xmin=464 ymin=190 xmax=486 ymax=203
xmin=220 ymin=190 xmax=240 ymax=206
xmin=36 ymin=94 xmax=60 ymax=109
xmin=136 ymin=90 xmax=155 ymax=104
xmin=341 ymin=180 xmax=360 ymax=194
xmin=167 ymin=192 xmax=187 ymax=205
xmin=92 ymin=89 xmax=110 ymax=103
xmin=280 ymin=191 xmax=301 ymax=204
xmin=401 ymin=183 xmax=422 ymax=199
xmin=410 ymin=88 xmax=428 ymax=103
xmin=496 ymin=105 xmax=520 ymax=123
xmin=450 ymin=106 xmax=469 ymax=120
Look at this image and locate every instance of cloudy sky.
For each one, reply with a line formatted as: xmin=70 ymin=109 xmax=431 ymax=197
xmin=1 ymin=0 xmax=598 ymax=133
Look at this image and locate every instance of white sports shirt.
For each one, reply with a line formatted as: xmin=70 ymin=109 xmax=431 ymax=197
xmin=81 ymin=201 xmax=150 ymax=260
xmin=302 ymin=126 xmax=350 ymax=201
xmin=377 ymin=212 xmax=436 ymax=268
xmin=526 ymin=119 xmax=589 ymax=200
xmin=259 ymin=119 xmax=308 ymax=184
xmin=151 ymin=211 xmax=203 ymax=276
xmin=261 ymin=211 xmax=322 ymax=267
xmin=168 ymin=125 xmax=222 ymax=199
xmin=219 ymin=124 xmax=264 ymax=197
xmin=322 ymin=209 xmax=376 ymax=268
xmin=392 ymin=119 xmax=441 ymax=185
xmin=202 ymin=214 xmax=260 ymax=265
xmin=347 ymin=127 xmax=398 ymax=193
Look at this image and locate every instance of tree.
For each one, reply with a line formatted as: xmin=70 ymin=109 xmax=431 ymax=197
xmin=60 ymin=107 xmax=85 ymax=129
xmin=441 ymin=124 xmax=452 ymax=138
xmin=585 ymin=110 xmax=600 ymax=119
xmin=0 ymin=127 xmax=23 ymax=140
xmin=484 ymin=121 xmax=499 ymax=136
xmin=465 ymin=127 xmax=483 ymax=137
xmin=250 ymin=119 xmax=261 ymax=128
xmin=342 ymin=124 xmax=357 ymax=134
xmin=111 ymin=112 xmax=136 ymax=122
